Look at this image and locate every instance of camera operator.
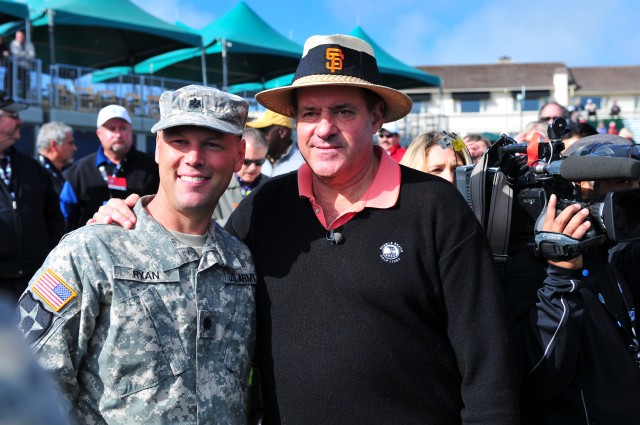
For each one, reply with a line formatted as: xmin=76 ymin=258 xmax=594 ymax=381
xmin=508 ymin=135 xmax=640 ymax=424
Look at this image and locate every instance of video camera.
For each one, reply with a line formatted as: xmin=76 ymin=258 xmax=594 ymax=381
xmin=456 ymin=118 xmax=640 ymax=262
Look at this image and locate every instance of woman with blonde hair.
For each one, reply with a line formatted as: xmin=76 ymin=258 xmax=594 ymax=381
xmin=400 ymin=131 xmax=471 ymax=184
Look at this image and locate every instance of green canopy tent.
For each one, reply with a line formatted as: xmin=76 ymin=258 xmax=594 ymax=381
xmin=227 ymin=72 xmax=293 ymax=95
xmin=349 ymin=26 xmax=441 ymax=89
xmin=0 ymin=0 xmax=28 ymax=25
xmin=26 ymin=0 xmax=201 ymax=69
xmin=228 ymin=26 xmax=441 ymax=94
xmin=134 ymin=1 xmax=302 ymax=89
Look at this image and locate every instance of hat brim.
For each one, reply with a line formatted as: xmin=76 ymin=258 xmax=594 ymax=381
xmin=151 ymin=114 xmax=243 ymax=136
xmin=244 ymin=118 xmax=270 ymax=129
xmin=255 ymin=75 xmax=413 ymax=123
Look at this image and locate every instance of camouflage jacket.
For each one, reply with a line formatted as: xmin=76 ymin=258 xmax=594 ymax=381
xmin=17 ymin=196 xmax=256 ymax=424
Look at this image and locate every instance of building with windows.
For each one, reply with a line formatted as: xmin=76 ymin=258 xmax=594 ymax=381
xmin=3 ymin=56 xmax=639 ymax=158
xmin=397 ymin=59 xmax=640 ymax=143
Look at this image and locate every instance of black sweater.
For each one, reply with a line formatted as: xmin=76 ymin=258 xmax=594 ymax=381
xmin=227 ymin=166 xmax=520 ymax=424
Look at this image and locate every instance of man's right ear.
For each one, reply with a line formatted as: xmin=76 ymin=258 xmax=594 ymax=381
xmin=154 ymin=133 xmax=161 ymax=164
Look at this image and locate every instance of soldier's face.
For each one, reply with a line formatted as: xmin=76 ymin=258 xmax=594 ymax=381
xmin=155 ymin=125 xmax=245 ymax=216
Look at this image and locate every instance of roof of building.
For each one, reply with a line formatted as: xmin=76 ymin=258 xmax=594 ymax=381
xmin=569 ymin=66 xmax=640 ymax=92
xmin=417 ymin=62 xmax=567 ymax=91
xmin=416 ymin=62 xmax=640 ymax=94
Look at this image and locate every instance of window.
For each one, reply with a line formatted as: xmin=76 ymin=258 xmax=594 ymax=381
xmin=460 ymin=99 xmax=481 ymax=113
xmin=521 ymin=98 xmax=540 ymax=112
xmin=452 ymin=92 xmax=490 ymax=114
xmin=511 ymin=90 xmax=550 ymax=112
xmin=408 ymin=93 xmax=432 ymax=114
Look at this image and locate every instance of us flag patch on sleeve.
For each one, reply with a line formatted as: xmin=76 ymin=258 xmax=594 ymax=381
xmin=32 ymin=268 xmax=77 ymax=312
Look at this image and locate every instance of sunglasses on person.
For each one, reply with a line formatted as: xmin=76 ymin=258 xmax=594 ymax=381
xmin=540 ymin=115 xmax=562 ymax=122
xmin=0 ymin=112 xmax=20 ymax=119
xmin=243 ymin=158 xmax=266 ymax=166
xmin=378 ymin=132 xmax=397 ymax=138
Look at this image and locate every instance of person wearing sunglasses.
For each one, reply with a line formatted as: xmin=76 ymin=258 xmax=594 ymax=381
xmin=214 ymin=127 xmax=269 ymax=225
xmin=0 ymin=91 xmax=64 ymax=303
xmin=377 ymin=121 xmax=406 ymax=162
xmin=538 ymin=101 xmax=568 ymax=124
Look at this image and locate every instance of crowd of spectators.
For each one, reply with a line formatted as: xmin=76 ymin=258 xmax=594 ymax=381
xmin=1 ymin=26 xmax=640 ymax=425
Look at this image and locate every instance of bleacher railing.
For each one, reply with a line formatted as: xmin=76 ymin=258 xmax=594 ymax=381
xmin=0 ymin=56 xmax=42 ymax=104
xmin=48 ymin=64 xmax=199 ymax=117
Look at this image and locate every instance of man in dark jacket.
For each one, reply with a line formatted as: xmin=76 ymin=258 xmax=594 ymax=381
xmin=0 ymin=91 xmax=64 ymax=302
xmin=59 ymin=104 xmax=159 ymax=229
xmin=36 ymin=121 xmax=76 ymax=195
xmin=508 ymin=135 xmax=640 ymax=424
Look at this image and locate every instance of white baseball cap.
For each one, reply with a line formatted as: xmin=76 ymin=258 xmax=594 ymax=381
xmin=97 ymin=104 xmax=131 ymax=128
xmin=380 ymin=121 xmax=400 ymax=134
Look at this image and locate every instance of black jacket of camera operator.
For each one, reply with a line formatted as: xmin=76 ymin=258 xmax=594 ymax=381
xmin=506 ymin=240 xmax=640 ymax=424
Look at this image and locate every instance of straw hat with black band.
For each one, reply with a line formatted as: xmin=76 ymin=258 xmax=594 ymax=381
xmin=255 ymin=34 xmax=413 ymax=123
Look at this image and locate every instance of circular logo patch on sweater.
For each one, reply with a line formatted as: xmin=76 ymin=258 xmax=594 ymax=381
xmin=380 ymin=242 xmax=403 ymax=263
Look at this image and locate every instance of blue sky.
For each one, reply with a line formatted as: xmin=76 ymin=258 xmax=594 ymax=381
xmin=131 ymin=0 xmax=640 ymax=68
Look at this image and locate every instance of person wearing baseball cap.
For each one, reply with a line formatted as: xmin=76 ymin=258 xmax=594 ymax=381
xmin=246 ymin=109 xmax=303 ymax=176
xmin=92 ymin=35 xmax=520 ymax=424
xmin=59 ymin=104 xmax=159 ymax=230
xmin=377 ymin=120 xmax=406 ymax=162
xmin=0 ymin=90 xmax=64 ymax=303
xmin=18 ymin=85 xmax=256 ymax=423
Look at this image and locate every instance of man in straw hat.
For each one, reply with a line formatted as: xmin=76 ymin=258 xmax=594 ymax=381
xmin=18 ymin=85 xmax=256 ymax=424
xmin=92 ymin=35 xmax=520 ymax=424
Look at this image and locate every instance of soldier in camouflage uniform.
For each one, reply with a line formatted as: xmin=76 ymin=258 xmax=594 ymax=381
xmin=16 ymin=85 xmax=256 ymax=424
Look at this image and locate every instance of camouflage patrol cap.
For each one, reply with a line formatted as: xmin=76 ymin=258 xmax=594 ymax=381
xmin=150 ymin=85 xmax=248 ymax=135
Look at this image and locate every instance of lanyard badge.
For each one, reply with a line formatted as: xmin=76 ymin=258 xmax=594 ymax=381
xmin=107 ymin=175 xmax=127 ymax=191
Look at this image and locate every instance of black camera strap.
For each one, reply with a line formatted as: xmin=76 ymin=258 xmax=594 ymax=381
xmin=534 ymin=232 xmax=607 ymax=261
xmin=471 ymin=149 xmax=513 ymax=266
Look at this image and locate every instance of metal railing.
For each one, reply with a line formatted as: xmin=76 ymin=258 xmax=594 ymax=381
xmin=0 ymin=58 xmax=213 ymax=117
xmin=48 ymin=64 xmax=199 ymax=117
xmin=0 ymin=56 xmax=42 ymax=104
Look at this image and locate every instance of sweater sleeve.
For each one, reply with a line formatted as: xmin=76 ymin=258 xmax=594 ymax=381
xmin=437 ymin=217 xmax=521 ymax=424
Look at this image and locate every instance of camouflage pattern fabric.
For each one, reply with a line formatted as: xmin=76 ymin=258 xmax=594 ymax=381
xmin=17 ymin=196 xmax=256 ymax=424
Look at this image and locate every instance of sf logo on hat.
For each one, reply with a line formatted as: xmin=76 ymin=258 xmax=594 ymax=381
xmin=325 ymin=48 xmax=344 ymax=73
